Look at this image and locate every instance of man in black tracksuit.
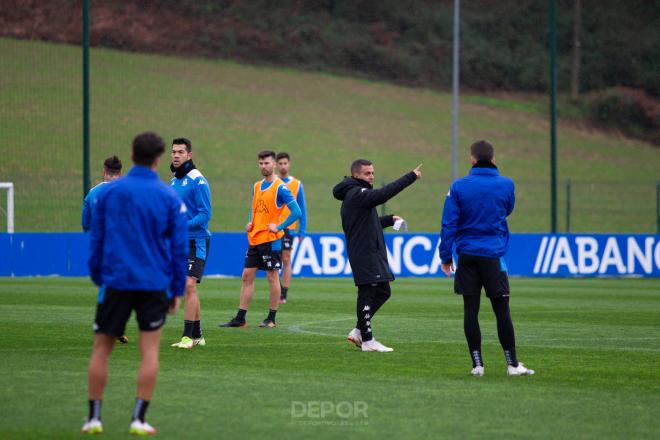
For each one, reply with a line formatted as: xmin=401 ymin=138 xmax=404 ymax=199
xmin=333 ymin=159 xmax=421 ymax=352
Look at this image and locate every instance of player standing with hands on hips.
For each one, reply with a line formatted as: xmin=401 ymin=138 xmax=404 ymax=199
xmin=333 ymin=160 xmax=422 ymax=352
xmin=439 ymin=140 xmax=534 ymax=377
xmin=220 ymin=150 xmax=301 ymax=329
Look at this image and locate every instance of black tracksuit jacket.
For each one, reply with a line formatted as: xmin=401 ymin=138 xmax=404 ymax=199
xmin=332 ymin=171 xmax=417 ymax=286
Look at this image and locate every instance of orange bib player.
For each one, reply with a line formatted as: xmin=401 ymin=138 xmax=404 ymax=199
xmin=219 ymin=150 xmax=301 ymax=329
xmin=275 ymin=152 xmax=307 ymax=304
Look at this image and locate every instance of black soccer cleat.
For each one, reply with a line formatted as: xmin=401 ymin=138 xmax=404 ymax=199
xmin=219 ymin=318 xmax=248 ymax=328
xmin=117 ymin=335 xmax=129 ymax=344
xmin=259 ymin=319 xmax=277 ymax=328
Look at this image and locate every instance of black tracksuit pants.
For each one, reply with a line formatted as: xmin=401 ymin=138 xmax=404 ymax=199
xmin=356 ymin=282 xmax=391 ymax=342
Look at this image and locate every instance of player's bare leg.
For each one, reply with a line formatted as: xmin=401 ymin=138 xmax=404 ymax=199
xmin=129 ymin=329 xmax=162 ymax=436
xmin=82 ymin=333 xmax=115 ymax=433
xmin=136 ymin=329 xmax=162 ymax=400
xmin=220 ymin=268 xmax=256 ymax=327
xmin=239 ymin=268 xmax=257 ymax=310
xmin=280 ymin=249 xmax=292 ymax=303
xmin=260 ymin=270 xmax=281 ymax=328
xmin=88 ymin=333 xmax=116 ymax=400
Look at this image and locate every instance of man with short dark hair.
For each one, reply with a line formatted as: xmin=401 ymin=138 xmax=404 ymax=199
xmin=275 ymin=151 xmax=307 ymax=304
xmin=439 ymin=140 xmax=534 ymax=377
xmin=82 ymin=132 xmax=188 ymax=435
xmin=169 ymin=137 xmax=212 ymax=349
xmin=220 ymin=150 xmax=301 ymax=328
xmin=333 ymin=160 xmax=422 ymax=352
xmin=82 ymin=156 xmax=128 ymax=345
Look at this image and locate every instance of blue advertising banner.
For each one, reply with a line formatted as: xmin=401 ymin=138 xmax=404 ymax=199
xmin=1 ymin=233 xmax=659 ymax=277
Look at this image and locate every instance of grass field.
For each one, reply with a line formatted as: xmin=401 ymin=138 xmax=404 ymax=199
xmin=0 ymin=277 xmax=658 ymax=439
xmin=1 ymin=37 xmax=659 ymax=233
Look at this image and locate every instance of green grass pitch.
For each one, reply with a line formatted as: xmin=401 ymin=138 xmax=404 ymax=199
xmin=0 ymin=277 xmax=658 ymax=439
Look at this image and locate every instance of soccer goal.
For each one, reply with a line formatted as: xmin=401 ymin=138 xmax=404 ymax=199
xmin=0 ymin=182 xmax=14 ymax=233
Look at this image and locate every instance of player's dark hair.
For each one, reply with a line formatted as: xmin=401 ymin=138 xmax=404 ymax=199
xmin=133 ymin=132 xmax=165 ymax=166
xmin=103 ymin=155 xmax=122 ymax=175
xmin=351 ymin=159 xmax=373 ymax=175
xmin=172 ymin=137 xmax=192 ymax=152
xmin=470 ymin=140 xmax=494 ymax=162
xmin=258 ymin=150 xmax=276 ymax=160
xmin=276 ymin=152 xmax=290 ymax=161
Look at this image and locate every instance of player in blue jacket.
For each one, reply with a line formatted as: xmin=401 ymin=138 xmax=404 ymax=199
xmin=169 ymin=138 xmax=213 ymax=349
xmin=83 ymin=132 xmax=188 ymax=436
xmin=439 ymin=140 xmax=534 ymax=377
xmin=81 ymin=156 xmax=129 ymax=344
xmin=81 ymin=156 xmax=122 ymax=232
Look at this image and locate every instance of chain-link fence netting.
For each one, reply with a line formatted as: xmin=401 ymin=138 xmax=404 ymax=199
xmin=1 ymin=2 xmax=659 ymax=234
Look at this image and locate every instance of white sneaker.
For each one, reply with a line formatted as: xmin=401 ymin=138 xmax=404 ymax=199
xmin=171 ymin=336 xmax=193 ymax=349
xmin=347 ymin=328 xmax=362 ymax=347
xmin=129 ymin=419 xmax=157 ymax=436
xmin=471 ymin=366 xmax=484 ymax=376
xmin=81 ymin=418 xmax=103 ymax=434
xmin=192 ymin=337 xmax=206 ymax=347
xmin=361 ymin=339 xmax=394 ymax=352
xmin=507 ymin=362 xmax=535 ymax=376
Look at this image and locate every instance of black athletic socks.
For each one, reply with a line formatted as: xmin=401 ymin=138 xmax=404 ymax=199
xmin=183 ymin=320 xmax=194 ymax=338
xmin=280 ymin=286 xmax=289 ymax=299
xmin=192 ymin=320 xmax=202 ymax=339
xmin=88 ymin=399 xmax=102 ymax=421
xmin=236 ymin=309 xmax=247 ymax=321
xmin=267 ymin=309 xmax=277 ymax=322
xmin=132 ymin=399 xmax=150 ymax=423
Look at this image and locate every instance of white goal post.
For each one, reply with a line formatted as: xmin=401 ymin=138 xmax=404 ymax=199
xmin=0 ymin=182 xmax=14 ymax=233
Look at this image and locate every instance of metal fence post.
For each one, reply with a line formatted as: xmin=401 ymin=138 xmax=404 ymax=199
xmin=656 ymin=181 xmax=659 ymax=234
xmin=566 ymin=178 xmax=571 ymax=232
xmin=82 ymin=0 xmax=90 ymax=197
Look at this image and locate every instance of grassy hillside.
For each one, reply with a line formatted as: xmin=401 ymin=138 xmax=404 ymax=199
xmin=0 ymin=38 xmax=658 ymax=233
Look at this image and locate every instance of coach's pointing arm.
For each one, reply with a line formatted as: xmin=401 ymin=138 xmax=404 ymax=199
xmin=350 ymin=165 xmax=422 ymax=209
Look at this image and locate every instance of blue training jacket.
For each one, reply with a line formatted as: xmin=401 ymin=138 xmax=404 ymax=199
xmin=439 ymin=165 xmax=515 ymax=263
xmin=170 ymin=167 xmax=212 ymax=239
xmin=81 ymin=181 xmax=109 ymax=231
xmin=88 ymin=166 xmax=189 ymax=296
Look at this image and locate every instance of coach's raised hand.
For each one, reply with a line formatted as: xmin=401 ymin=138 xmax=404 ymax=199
xmin=413 ymin=163 xmax=422 ymax=179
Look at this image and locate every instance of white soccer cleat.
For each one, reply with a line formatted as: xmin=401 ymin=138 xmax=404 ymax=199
xmin=81 ymin=418 xmax=103 ymax=435
xmin=171 ymin=336 xmax=193 ymax=349
xmin=129 ymin=419 xmax=157 ymax=436
xmin=192 ymin=337 xmax=206 ymax=347
xmin=361 ymin=339 xmax=394 ymax=352
xmin=471 ymin=366 xmax=484 ymax=376
xmin=507 ymin=362 xmax=535 ymax=376
xmin=347 ymin=328 xmax=362 ymax=347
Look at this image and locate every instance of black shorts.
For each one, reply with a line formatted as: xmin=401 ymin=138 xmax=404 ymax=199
xmin=188 ymin=238 xmax=210 ymax=283
xmin=281 ymin=229 xmax=294 ymax=251
xmin=94 ymin=287 xmax=171 ymax=337
xmin=244 ymin=241 xmax=282 ymax=271
xmin=454 ymin=254 xmax=510 ymax=298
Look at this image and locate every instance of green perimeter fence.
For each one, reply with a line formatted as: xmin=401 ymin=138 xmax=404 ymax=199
xmin=1 ymin=32 xmax=659 ymax=234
